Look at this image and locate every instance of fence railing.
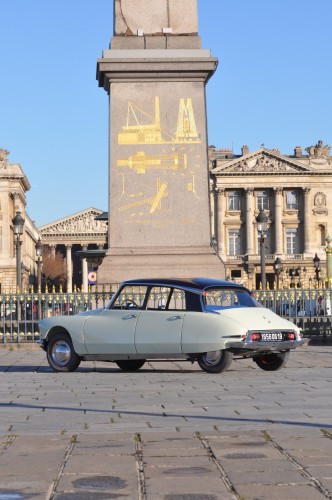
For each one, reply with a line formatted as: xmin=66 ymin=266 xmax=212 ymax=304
xmin=1 ymin=288 xmax=331 ymax=343
xmin=0 ymin=291 xmax=112 ymax=343
xmin=254 ymin=288 xmax=332 ymax=338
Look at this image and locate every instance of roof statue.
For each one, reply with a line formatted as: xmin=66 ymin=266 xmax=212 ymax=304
xmin=0 ymin=148 xmax=10 ymax=162
xmin=305 ymin=140 xmax=331 ymax=165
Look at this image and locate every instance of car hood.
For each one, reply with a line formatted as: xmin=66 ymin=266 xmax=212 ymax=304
xmin=217 ymin=307 xmax=300 ymax=332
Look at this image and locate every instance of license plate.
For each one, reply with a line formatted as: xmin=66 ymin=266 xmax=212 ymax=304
xmin=261 ymin=332 xmax=284 ymax=341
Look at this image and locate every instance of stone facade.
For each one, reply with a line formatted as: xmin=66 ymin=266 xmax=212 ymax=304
xmin=209 ymin=141 xmax=332 ymax=289
xmin=0 ymin=149 xmax=40 ymax=293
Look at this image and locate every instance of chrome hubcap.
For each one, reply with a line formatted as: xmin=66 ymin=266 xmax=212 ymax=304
xmin=51 ymin=341 xmax=71 ymax=366
xmin=203 ymin=351 xmax=222 ymax=366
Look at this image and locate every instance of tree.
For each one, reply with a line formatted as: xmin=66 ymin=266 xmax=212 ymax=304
xmin=42 ymin=248 xmax=66 ymax=289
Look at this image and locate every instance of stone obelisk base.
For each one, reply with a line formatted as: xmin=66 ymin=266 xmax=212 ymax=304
xmin=97 ymin=247 xmax=225 ymax=287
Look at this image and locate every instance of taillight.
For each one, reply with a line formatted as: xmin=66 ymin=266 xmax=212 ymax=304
xmin=251 ymin=332 xmax=261 ymax=341
xmin=287 ymin=332 xmax=296 ymax=340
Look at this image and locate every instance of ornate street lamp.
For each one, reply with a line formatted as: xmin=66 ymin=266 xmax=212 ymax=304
xmin=35 ymin=238 xmax=43 ymax=291
xmin=210 ymin=237 xmax=227 ymax=277
xmin=256 ymin=210 xmax=269 ymax=289
xmin=273 ymin=257 xmax=283 ymax=289
xmin=12 ymin=211 xmax=25 ymax=290
xmin=313 ymin=253 xmax=321 ymax=283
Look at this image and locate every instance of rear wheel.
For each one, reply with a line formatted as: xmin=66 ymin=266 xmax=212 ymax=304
xmin=197 ymin=350 xmax=233 ymax=374
xmin=46 ymin=332 xmax=81 ymax=372
xmin=254 ymin=350 xmax=290 ymax=371
xmin=116 ymin=360 xmax=146 ymax=371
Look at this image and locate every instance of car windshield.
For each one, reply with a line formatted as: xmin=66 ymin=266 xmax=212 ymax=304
xmin=203 ymin=288 xmax=259 ymax=311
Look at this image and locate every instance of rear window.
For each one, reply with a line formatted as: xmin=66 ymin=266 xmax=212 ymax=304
xmin=203 ymin=288 xmax=258 ymax=310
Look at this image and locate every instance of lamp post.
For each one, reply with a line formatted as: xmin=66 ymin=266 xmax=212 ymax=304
xmin=12 ymin=211 xmax=25 ymax=291
xmin=210 ymin=237 xmax=227 ymax=277
xmin=313 ymin=253 xmax=321 ymax=284
xmin=256 ymin=209 xmax=269 ymax=289
xmin=35 ymin=238 xmax=43 ymax=291
xmin=273 ymin=257 xmax=283 ymax=289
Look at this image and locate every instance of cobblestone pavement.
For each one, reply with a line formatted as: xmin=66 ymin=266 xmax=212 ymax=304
xmin=0 ymin=344 xmax=331 ymax=499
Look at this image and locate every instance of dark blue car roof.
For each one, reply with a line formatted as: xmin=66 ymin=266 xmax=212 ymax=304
xmin=121 ymin=277 xmax=247 ymax=292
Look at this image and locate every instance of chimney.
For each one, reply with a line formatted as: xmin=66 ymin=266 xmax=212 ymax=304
xmin=294 ymin=146 xmax=302 ymax=157
xmin=241 ymin=145 xmax=249 ymax=156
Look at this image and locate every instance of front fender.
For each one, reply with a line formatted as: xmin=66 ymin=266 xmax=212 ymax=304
xmin=39 ymin=316 xmax=89 ymax=355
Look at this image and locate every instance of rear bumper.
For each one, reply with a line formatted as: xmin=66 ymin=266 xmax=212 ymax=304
xmin=225 ymin=339 xmax=305 ymax=352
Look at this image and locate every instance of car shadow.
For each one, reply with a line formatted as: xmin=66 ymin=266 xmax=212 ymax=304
xmin=0 ymin=365 xmax=200 ymax=374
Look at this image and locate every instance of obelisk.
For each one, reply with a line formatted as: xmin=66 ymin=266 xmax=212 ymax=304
xmin=97 ymin=0 xmax=224 ymax=284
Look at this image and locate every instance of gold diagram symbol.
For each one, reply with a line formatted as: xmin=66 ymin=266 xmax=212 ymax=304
xmin=117 ymin=151 xmax=188 ymax=174
xmin=118 ymin=97 xmax=201 ymax=145
xmin=119 ymin=180 xmax=168 ymax=214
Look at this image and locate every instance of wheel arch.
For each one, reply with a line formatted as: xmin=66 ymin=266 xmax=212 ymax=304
xmin=45 ymin=326 xmax=71 ymax=345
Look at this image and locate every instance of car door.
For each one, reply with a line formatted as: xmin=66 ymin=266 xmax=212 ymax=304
xmin=83 ymin=285 xmax=148 ymax=355
xmin=135 ymin=287 xmax=184 ymax=354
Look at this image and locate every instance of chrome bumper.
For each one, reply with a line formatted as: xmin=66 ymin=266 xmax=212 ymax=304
xmin=225 ymin=339 xmax=305 ymax=352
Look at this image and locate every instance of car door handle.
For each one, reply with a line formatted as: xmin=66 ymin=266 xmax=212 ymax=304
xmin=123 ymin=314 xmax=137 ymax=320
xmin=168 ymin=315 xmax=182 ymax=321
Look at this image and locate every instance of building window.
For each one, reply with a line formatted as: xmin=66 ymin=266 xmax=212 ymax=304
xmin=286 ymin=190 xmax=298 ymax=210
xmin=228 ymin=191 xmax=240 ymax=210
xmin=257 ymin=191 xmax=268 ymax=210
xmin=228 ymin=229 xmax=241 ymax=256
xmin=286 ymin=228 xmax=299 ymax=254
xmin=319 ymin=225 xmax=326 ymax=246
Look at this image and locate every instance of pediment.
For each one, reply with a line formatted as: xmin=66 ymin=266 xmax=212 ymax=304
xmin=39 ymin=208 xmax=107 ymax=235
xmin=211 ymin=149 xmax=314 ymax=174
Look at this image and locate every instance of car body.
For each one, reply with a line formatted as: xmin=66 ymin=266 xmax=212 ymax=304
xmin=38 ymin=278 xmax=304 ymax=373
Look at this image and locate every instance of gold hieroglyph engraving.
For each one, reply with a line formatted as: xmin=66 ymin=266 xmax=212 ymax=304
xmin=119 ymin=180 xmax=168 ymax=214
xmin=118 ymin=97 xmax=201 ymax=145
xmin=117 ymin=151 xmax=188 ymax=174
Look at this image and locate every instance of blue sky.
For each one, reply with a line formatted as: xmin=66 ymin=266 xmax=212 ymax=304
xmin=0 ymin=0 xmax=331 ymax=226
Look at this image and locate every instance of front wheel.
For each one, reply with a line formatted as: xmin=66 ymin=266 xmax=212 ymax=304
xmin=116 ymin=360 xmax=146 ymax=371
xmin=46 ymin=332 xmax=81 ymax=372
xmin=197 ymin=350 xmax=233 ymax=374
xmin=253 ymin=350 xmax=290 ymax=371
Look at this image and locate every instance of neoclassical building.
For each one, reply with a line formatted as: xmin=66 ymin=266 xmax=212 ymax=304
xmin=209 ymin=140 xmax=331 ymax=289
xmin=39 ymin=209 xmax=107 ymax=292
xmin=0 ymin=148 xmax=40 ymax=293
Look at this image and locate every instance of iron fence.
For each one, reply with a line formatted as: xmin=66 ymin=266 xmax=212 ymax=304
xmin=0 ymin=291 xmax=112 ymax=343
xmin=254 ymin=288 xmax=332 ymax=338
xmin=1 ymin=287 xmax=331 ymax=343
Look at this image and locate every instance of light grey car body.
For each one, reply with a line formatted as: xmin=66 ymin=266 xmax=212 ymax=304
xmin=38 ymin=278 xmax=304 ymax=372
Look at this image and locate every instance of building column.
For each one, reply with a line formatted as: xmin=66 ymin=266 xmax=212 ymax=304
xmin=82 ymin=245 xmax=88 ymax=292
xmin=245 ymin=188 xmax=254 ymax=255
xmin=216 ymin=188 xmax=226 ymax=255
xmin=50 ymin=245 xmax=56 ymax=260
xmin=274 ymin=187 xmax=283 ymax=255
xmin=66 ymin=245 xmax=73 ymax=293
xmin=303 ymin=187 xmax=311 ymax=254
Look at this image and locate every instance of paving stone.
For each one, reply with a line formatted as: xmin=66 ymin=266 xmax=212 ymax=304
xmin=144 ymin=476 xmax=231 ymax=497
xmin=63 ymin=454 xmax=136 ymax=474
xmin=237 ymin=483 xmax=327 ymax=499
xmin=227 ymin=468 xmax=309 ymax=485
xmin=56 ymin=473 xmax=137 ymax=498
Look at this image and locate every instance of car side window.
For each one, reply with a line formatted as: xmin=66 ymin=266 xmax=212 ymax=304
xmin=111 ymin=285 xmax=148 ymax=310
xmin=147 ymin=287 xmax=172 ymax=310
xmin=168 ymin=289 xmax=186 ymax=311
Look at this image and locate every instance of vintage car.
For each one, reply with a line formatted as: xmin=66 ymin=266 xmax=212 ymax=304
xmin=38 ymin=278 xmax=304 ymax=373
